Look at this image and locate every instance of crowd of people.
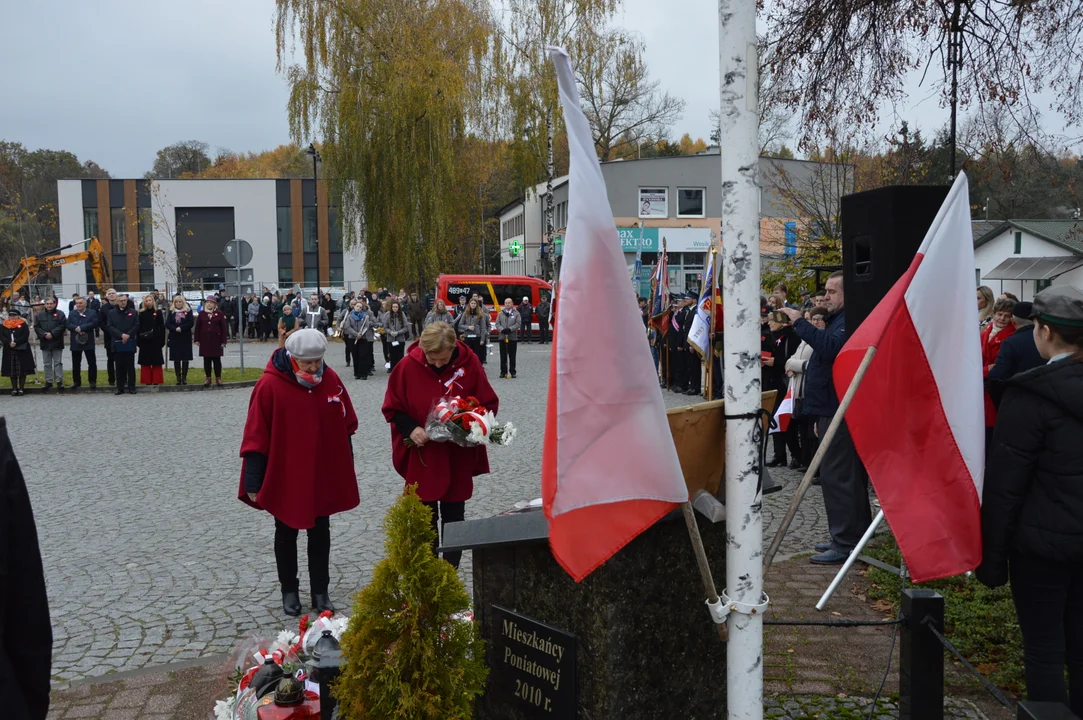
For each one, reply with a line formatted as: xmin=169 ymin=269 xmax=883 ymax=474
xmin=0 ymin=284 xmax=555 ymax=394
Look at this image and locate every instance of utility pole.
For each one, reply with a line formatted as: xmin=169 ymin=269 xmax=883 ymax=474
xmin=306 ymin=143 xmax=322 ymax=295
xmin=719 ymin=0 xmax=765 ymax=717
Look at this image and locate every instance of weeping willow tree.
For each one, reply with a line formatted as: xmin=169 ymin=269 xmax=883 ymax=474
xmin=275 ymin=0 xmax=498 ymax=289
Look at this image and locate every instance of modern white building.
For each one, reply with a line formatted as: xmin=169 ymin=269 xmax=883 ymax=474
xmin=56 ymin=178 xmax=366 ymax=295
xmin=974 ymin=219 xmax=1083 ymax=301
xmin=495 ymin=176 xmax=569 ymax=279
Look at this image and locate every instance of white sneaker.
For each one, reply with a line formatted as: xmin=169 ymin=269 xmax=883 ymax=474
xmin=384 ymin=362 xmax=391 ymax=370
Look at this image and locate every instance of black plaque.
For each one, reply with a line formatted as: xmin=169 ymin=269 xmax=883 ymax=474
xmin=490 ymin=605 xmax=576 ymax=718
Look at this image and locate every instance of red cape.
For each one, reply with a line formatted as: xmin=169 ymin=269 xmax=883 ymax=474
xmin=381 ymin=341 xmax=499 ymax=502
xmin=238 ymin=354 xmax=359 ymax=529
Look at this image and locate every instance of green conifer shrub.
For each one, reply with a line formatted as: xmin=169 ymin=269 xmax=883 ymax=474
xmin=333 ymin=487 xmax=488 ymax=719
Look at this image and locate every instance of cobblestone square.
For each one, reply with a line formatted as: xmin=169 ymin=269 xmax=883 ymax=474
xmin=6 ymin=342 xmax=821 ymax=682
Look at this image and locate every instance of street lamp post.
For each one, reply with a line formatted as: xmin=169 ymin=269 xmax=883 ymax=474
xmin=306 ymin=143 xmax=322 ymax=296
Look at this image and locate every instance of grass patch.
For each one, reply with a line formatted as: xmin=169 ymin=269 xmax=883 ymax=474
xmin=863 ymin=534 xmax=1024 ymax=695
xmin=20 ymin=367 xmax=264 ymax=388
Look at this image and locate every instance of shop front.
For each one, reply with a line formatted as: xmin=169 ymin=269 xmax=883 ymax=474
xmin=619 ymin=227 xmax=714 ymax=297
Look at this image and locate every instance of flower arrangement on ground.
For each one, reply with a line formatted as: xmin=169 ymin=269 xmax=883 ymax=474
xmin=332 ymin=487 xmax=487 ymax=719
xmin=212 ymin=610 xmax=350 ymax=720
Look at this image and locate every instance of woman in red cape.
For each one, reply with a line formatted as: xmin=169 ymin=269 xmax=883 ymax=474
xmin=981 ymin=297 xmax=1017 ymax=453
xmin=237 ymin=329 xmax=359 ymax=616
xmin=381 ymin=322 xmax=499 ymax=568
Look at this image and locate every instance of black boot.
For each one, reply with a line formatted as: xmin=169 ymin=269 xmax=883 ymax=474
xmin=282 ymin=590 xmax=302 ymax=617
xmin=182 ymin=362 xmax=189 ymax=385
xmin=311 ymin=593 xmax=335 ymax=613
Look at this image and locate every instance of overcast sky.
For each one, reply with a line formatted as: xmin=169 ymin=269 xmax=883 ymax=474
xmin=1 ymin=0 xmax=1072 ymax=178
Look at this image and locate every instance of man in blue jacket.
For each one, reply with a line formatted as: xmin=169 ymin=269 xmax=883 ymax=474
xmin=66 ymin=296 xmax=98 ymax=390
xmin=781 ymin=271 xmax=871 ymax=564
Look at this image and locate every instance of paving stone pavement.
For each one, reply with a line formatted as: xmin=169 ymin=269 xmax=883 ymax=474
xmin=7 ymin=341 xmax=825 ymax=684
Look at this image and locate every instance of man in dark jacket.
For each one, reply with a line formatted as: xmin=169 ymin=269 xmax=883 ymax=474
xmin=680 ymin=294 xmax=701 ymax=396
xmin=537 ymin=295 xmax=551 ymax=344
xmin=67 ymin=297 xmax=98 ymax=389
xmin=98 ymin=289 xmax=117 ymax=386
xmin=34 ymin=298 xmax=66 ymax=390
xmin=986 ymin=301 xmax=1046 ymax=408
xmin=782 ymin=271 xmax=871 ymax=564
xmin=517 ymin=297 xmax=533 ymax=343
xmin=0 ymin=418 xmax=52 ymax=720
xmin=107 ymin=294 xmax=139 ymax=395
xmin=407 ymin=292 xmax=426 ymax=339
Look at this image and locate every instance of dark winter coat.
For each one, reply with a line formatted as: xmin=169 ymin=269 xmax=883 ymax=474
xmin=792 ymin=310 xmax=846 ymax=417
xmin=979 ymin=359 xmax=1083 ymax=585
xmin=766 ymin=325 xmax=802 ymax=392
xmin=165 ymin=308 xmax=195 ymax=362
xmin=986 ymin=325 xmax=1046 ymax=409
xmin=238 ymin=349 xmax=359 ymax=529
xmin=106 ymin=304 xmax=139 ymax=353
xmin=407 ymin=299 xmax=426 ymax=323
xmin=381 ymin=341 xmax=499 ymax=502
xmin=97 ymin=300 xmax=114 ymax=332
xmin=66 ymin=308 xmax=98 ymax=350
xmin=518 ymin=301 xmax=533 ymax=329
xmin=137 ymin=308 xmax=166 ymax=367
xmin=193 ymin=310 xmax=228 ymax=358
xmin=536 ymin=300 xmax=551 ymax=321
xmin=34 ymin=307 xmax=66 ymax=351
xmin=1 ymin=321 xmax=34 ymax=377
xmin=0 ymin=418 xmax=52 ymax=720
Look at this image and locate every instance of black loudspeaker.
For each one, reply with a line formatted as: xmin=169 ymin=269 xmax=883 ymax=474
xmin=841 ymin=185 xmax=950 ymax=332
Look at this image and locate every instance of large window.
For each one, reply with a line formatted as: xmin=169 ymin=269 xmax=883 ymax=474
xmin=329 ymin=267 xmax=344 ymax=284
xmin=83 ymin=208 xmax=98 ymax=240
xmin=303 ymin=207 xmax=318 ymax=252
xmin=328 ymin=208 xmax=343 ymax=251
xmin=638 ymin=187 xmax=668 ymax=218
xmin=304 ymin=267 xmax=318 ymax=285
xmin=112 ymin=269 xmax=128 ymax=289
xmin=278 ymin=268 xmax=294 ymax=286
xmin=110 ymin=208 xmax=127 ymax=254
xmin=277 ymin=207 xmax=292 ymax=252
xmin=502 ymin=213 xmax=525 ymax=240
xmin=677 ymin=188 xmax=705 ymax=218
xmin=493 ymin=284 xmax=531 ymax=305
xmin=138 ymin=208 xmax=153 ymax=254
xmin=139 ymin=268 xmax=155 ymax=290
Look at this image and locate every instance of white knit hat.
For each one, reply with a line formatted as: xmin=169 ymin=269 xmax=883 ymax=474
xmin=285 ymin=328 xmax=328 ymax=360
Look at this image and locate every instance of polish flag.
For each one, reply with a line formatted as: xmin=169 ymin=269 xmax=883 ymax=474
xmin=833 ymin=173 xmax=984 ymax=583
xmin=770 ymin=387 xmax=793 ymax=434
xmin=542 ymin=47 xmax=688 ymax=582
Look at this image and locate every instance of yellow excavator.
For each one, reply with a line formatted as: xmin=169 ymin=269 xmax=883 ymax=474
xmin=0 ymin=237 xmax=112 ymax=302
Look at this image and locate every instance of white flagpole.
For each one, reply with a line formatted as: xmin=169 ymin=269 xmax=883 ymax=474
xmin=719 ymin=0 xmax=764 ymax=716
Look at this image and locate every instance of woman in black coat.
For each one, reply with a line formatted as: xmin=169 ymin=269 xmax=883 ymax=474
xmin=765 ymin=311 xmax=802 ymax=468
xmin=165 ymin=294 xmax=194 ymax=384
xmin=978 ymin=287 xmax=1083 ymax=714
xmin=1 ymin=311 xmax=35 ymax=396
xmin=137 ymin=294 xmax=167 ymax=385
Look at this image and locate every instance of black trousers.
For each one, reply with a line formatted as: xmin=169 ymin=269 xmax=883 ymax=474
xmin=499 ymin=338 xmax=517 ymax=376
xmin=381 ymin=337 xmax=390 ymax=363
xmin=1010 ymin=553 xmax=1083 ymax=715
xmin=114 ymin=352 xmax=136 ymax=390
xmin=388 ymin=341 xmax=405 ymax=369
xmin=538 ymin=320 xmax=549 ymax=343
xmin=685 ymin=351 xmax=701 ymax=393
xmin=343 ymin=337 xmax=354 ymax=366
xmin=770 ymin=383 xmax=800 ymax=461
xmin=204 ymin=357 xmax=222 ymax=378
xmin=797 ymin=414 xmax=818 ymax=467
xmin=464 ymin=336 xmax=484 ymax=362
xmin=71 ymin=347 xmax=97 ymax=386
xmin=104 ymin=343 xmax=116 ymax=384
xmin=423 ymin=500 xmax=466 ymax=568
xmin=816 ymin=416 xmax=871 ymax=552
xmin=275 ymin=516 xmax=330 ymax=595
xmin=668 ymin=347 xmax=685 ymax=388
xmin=351 ymin=339 xmax=374 ymax=377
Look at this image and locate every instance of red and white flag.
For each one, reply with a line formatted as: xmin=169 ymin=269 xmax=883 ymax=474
xmin=833 ymin=173 xmax=984 ymax=583
xmin=542 ymin=47 xmax=688 ymax=582
xmin=770 ymin=387 xmax=793 ymax=434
